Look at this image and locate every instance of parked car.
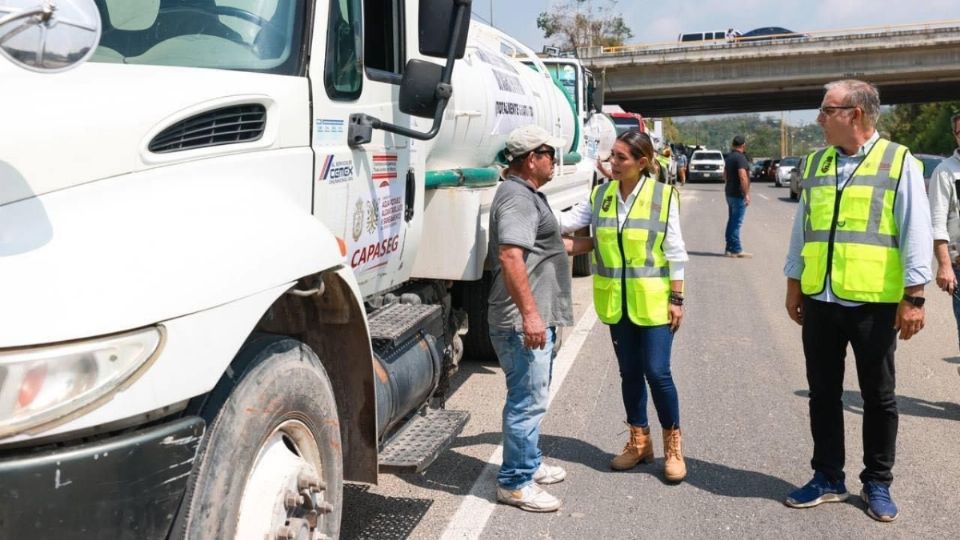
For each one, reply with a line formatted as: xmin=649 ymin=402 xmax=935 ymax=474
xmin=776 ymin=156 xmax=801 ymax=187
xmin=761 ymin=159 xmax=780 ymax=182
xmin=789 ymin=166 xmax=802 ymax=200
xmin=739 ymin=27 xmax=804 ymax=42
xmin=752 ymin=158 xmax=771 ymax=181
xmin=915 ymin=153 xmax=945 ymax=192
xmin=687 ymin=150 xmax=725 ymax=182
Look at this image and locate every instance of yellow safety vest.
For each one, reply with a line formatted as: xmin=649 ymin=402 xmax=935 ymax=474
xmin=591 ymin=177 xmax=675 ymax=325
xmin=655 ymin=155 xmax=670 ymax=183
xmin=799 ymin=138 xmax=908 ymax=303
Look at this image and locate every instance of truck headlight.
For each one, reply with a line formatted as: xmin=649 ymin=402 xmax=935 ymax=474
xmin=0 ymin=327 xmax=162 ymax=438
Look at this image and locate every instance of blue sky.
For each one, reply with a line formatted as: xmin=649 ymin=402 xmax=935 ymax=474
xmin=471 ymin=0 xmax=960 ymax=122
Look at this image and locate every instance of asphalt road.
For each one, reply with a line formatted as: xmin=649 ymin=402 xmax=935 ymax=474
xmin=341 ymin=181 xmax=960 ymax=540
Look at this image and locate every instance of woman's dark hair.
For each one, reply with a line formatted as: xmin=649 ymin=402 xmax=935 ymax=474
xmin=616 ymin=130 xmax=657 ymax=176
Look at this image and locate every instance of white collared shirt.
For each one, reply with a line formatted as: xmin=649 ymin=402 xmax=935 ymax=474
xmin=559 ymin=176 xmax=688 ymax=280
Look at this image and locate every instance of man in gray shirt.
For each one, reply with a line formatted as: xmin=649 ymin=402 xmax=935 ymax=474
xmin=782 ymin=80 xmax=931 ymax=522
xmin=487 ymin=124 xmax=573 ymax=513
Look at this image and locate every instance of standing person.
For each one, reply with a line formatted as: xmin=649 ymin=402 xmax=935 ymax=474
xmin=488 ymin=124 xmax=574 ymax=513
xmin=783 ymin=79 xmax=932 ymax=522
xmin=928 ymin=113 xmax=960 ymax=354
xmin=724 ymin=135 xmax=752 ymax=258
xmin=560 ymin=130 xmax=689 ymax=482
xmin=676 ymin=151 xmax=688 ymax=186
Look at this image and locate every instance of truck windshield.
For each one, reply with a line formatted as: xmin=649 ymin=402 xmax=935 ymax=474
xmin=90 ymin=0 xmax=306 ymax=74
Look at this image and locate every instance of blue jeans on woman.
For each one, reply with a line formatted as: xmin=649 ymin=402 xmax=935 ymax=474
xmin=725 ymin=195 xmax=747 ymax=254
xmin=609 ymin=319 xmax=679 ymax=428
xmin=489 ymin=326 xmax=556 ymax=490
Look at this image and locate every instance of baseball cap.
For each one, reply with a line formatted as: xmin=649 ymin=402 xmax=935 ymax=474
xmin=732 ymin=135 xmax=746 ymax=146
xmin=505 ymin=125 xmax=566 ymax=162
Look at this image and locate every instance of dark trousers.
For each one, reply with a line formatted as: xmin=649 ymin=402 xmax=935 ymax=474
xmin=801 ymin=297 xmax=898 ymax=485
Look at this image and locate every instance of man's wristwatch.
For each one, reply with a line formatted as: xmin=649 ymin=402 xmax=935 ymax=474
xmin=902 ymin=294 xmax=925 ymax=307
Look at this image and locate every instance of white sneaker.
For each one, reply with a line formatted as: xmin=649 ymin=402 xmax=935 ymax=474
xmin=496 ymin=483 xmax=561 ymax=512
xmin=532 ymin=462 xmax=567 ymax=485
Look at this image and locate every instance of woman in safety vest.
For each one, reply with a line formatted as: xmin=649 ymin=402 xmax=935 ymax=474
xmin=560 ymin=130 xmax=690 ymax=482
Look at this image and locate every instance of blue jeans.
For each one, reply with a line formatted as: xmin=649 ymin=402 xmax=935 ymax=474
xmin=609 ymin=319 xmax=679 ymax=428
xmin=489 ymin=327 xmax=556 ymax=490
xmin=725 ymin=195 xmax=747 ymax=254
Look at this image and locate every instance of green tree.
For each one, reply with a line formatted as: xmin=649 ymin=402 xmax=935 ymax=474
xmin=884 ymin=101 xmax=960 ymax=155
xmin=537 ymin=0 xmax=633 ymax=52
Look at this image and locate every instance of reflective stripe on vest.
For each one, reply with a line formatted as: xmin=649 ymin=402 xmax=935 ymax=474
xmin=799 ymin=138 xmax=907 ymax=303
xmin=590 ymin=178 xmax=674 ymax=325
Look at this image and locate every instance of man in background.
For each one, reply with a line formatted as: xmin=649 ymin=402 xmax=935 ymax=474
xmin=723 ymin=135 xmax=752 ymax=258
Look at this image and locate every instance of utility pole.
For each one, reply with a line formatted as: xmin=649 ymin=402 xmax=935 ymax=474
xmin=489 ymin=0 xmax=493 ymax=28
xmin=780 ymin=111 xmax=787 ymax=158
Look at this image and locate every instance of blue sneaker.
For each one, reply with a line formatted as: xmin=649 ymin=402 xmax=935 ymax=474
xmin=861 ymin=481 xmax=899 ymax=522
xmin=785 ymin=471 xmax=849 ymax=508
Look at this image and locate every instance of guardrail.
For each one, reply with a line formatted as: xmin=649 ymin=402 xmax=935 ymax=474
xmin=579 ymin=19 xmax=960 ymax=58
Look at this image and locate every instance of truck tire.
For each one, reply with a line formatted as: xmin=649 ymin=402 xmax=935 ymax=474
xmin=458 ymin=274 xmax=497 ymax=361
xmin=176 ymin=335 xmax=343 ymax=539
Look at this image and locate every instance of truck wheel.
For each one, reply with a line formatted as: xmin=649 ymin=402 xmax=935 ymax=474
xmin=177 ymin=335 xmax=343 ymax=539
xmin=457 ymin=274 xmax=497 ymax=361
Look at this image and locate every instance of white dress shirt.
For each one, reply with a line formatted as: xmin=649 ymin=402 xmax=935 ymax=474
xmin=928 ymin=150 xmax=960 ymax=256
xmin=560 ymin=176 xmax=688 ymax=280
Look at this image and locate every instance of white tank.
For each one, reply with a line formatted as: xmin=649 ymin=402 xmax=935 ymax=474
xmin=425 ymin=22 xmax=577 ymax=172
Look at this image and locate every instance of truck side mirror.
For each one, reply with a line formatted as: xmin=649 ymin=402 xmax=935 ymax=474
xmin=399 ymin=59 xmax=444 ymax=118
xmin=0 ymin=0 xmax=101 ymax=72
xmin=418 ymin=0 xmax=470 ymax=59
xmin=348 ymin=0 xmax=472 ymax=146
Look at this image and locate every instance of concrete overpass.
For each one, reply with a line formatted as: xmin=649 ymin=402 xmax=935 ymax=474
xmin=580 ymin=21 xmax=960 ymax=117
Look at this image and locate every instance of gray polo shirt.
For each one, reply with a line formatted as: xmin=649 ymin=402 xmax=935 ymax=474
xmin=487 ymin=174 xmax=573 ymax=331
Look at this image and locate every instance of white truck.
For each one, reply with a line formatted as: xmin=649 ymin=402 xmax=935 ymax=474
xmin=0 ymin=1 xmax=614 ymax=538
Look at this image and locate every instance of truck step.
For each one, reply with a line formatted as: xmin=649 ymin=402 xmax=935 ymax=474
xmin=368 ymin=302 xmax=443 ymax=345
xmin=379 ymin=409 xmax=470 ymax=474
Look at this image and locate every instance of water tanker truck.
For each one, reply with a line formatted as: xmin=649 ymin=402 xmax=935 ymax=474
xmin=0 ymin=1 xmax=615 ymax=537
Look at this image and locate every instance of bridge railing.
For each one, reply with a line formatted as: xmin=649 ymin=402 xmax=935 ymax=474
xmin=578 ymin=19 xmax=960 ymax=58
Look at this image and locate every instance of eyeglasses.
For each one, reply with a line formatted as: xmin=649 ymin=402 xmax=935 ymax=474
xmin=818 ymin=105 xmax=858 ymax=116
xmin=531 ymin=148 xmax=556 ymax=161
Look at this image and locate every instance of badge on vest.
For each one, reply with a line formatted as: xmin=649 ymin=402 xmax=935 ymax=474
xmin=602 ymin=195 xmax=613 ymax=212
xmin=820 ymin=155 xmax=833 ymax=174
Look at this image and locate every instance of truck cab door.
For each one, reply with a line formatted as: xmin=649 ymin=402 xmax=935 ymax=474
xmin=309 ymin=0 xmax=423 ymax=298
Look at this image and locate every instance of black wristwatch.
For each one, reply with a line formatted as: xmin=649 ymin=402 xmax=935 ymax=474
xmin=902 ymin=294 xmax=925 ymax=307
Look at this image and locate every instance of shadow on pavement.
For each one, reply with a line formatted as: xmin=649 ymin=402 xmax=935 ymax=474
xmin=792 ymin=389 xmax=960 ymax=422
xmin=943 ymin=356 xmax=960 ymax=364
xmin=400 ymin=432 xmax=796 ymax=503
xmin=341 ymin=484 xmax=433 ymax=540
xmin=687 ymin=251 xmax=729 ymax=258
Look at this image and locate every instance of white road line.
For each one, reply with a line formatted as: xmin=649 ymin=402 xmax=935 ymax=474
xmin=756 ymin=193 xmax=770 ymax=200
xmin=439 ymin=308 xmax=599 ymax=540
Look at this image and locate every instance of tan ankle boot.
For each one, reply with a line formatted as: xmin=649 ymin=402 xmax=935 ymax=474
xmin=663 ymin=427 xmax=687 ymax=482
xmin=610 ymin=425 xmax=653 ymax=470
